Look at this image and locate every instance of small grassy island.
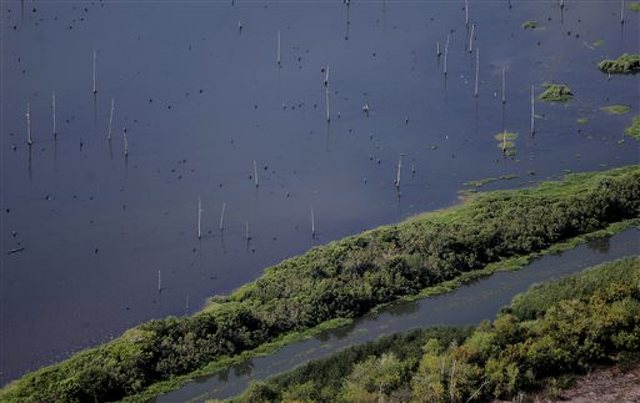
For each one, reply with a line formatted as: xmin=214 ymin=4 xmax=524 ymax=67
xmin=237 ymin=257 xmax=640 ymax=402
xmin=539 ymin=83 xmax=573 ymax=102
xmin=521 ymin=21 xmax=538 ymax=29
xmin=1 ymin=166 xmax=639 ymax=402
xmin=494 ymin=132 xmax=518 ymax=156
xmin=598 ymin=53 xmax=640 ymax=74
xmin=601 ymin=104 xmax=631 ymax=115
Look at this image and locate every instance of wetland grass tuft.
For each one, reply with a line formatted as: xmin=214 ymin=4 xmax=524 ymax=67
xmin=539 ymin=82 xmax=573 ymax=102
xmin=597 ymin=53 xmax=640 ymax=74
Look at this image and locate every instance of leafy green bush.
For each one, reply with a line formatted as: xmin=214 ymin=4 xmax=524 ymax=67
xmin=235 ymin=257 xmax=640 ymax=402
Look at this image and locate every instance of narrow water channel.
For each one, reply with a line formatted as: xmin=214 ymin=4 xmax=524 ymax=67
xmin=157 ymin=228 xmax=639 ymax=402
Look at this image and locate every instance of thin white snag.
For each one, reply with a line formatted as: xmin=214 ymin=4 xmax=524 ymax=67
xmin=501 ymin=66 xmax=506 ymax=104
xmin=245 ymin=221 xmax=250 ymax=241
xmin=468 ymin=24 xmax=475 ymax=53
xmin=158 ymin=270 xmax=162 ymax=292
xmin=311 ymin=207 xmax=315 ymax=238
xmin=621 ymin=0 xmax=625 ymax=23
xmin=123 ymin=127 xmax=129 ymax=156
xmin=530 ymin=84 xmax=535 ymax=135
xmin=52 ymin=91 xmax=56 ymax=138
xmin=92 ymin=49 xmax=97 ymax=94
xmin=324 ymin=64 xmax=329 ymax=87
xmin=277 ymin=31 xmax=281 ymax=66
xmin=502 ymin=130 xmax=508 ymax=153
xmin=325 ymin=87 xmax=331 ymax=122
xmin=474 ymin=47 xmax=480 ymax=97
xmin=197 ymin=196 xmax=203 ymax=239
xmin=465 ymin=0 xmax=469 ymax=26
xmin=436 ymin=41 xmax=441 ymax=57
xmin=395 ymin=154 xmax=403 ymax=188
xmin=219 ymin=202 xmax=226 ymax=231
xmin=26 ymin=102 xmax=32 ymax=146
xmin=107 ymin=97 xmax=115 ymax=140
xmin=253 ymin=160 xmax=259 ymax=187
xmin=443 ymin=34 xmax=451 ymax=76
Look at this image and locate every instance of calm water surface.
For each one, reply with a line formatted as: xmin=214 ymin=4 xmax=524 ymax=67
xmin=1 ymin=0 xmax=638 ymax=384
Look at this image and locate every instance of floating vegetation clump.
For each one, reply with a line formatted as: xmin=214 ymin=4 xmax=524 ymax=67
xmin=592 ymin=39 xmax=605 ymax=48
xmin=625 ymin=116 xmax=640 ymax=140
xmin=629 ymin=2 xmax=640 ymax=12
xmin=521 ymin=21 xmax=538 ymax=29
xmin=577 ymin=118 xmax=589 ymax=125
xmin=495 ymin=131 xmax=518 ymax=156
xmin=601 ymin=104 xmax=631 ymax=115
xmin=539 ymin=83 xmax=573 ymax=102
xmin=597 ymin=53 xmax=640 ymax=74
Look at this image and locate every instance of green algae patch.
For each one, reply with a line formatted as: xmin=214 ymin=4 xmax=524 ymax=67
xmin=601 ymin=104 xmax=631 ymax=115
xmin=625 ymin=115 xmax=640 ymax=141
xmin=522 ymin=21 xmax=538 ymax=29
xmin=629 ymin=2 xmax=640 ymax=12
xmin=598 ymin=53 xmax=640 ymax=74
xmin=539 ymin=83 xmax=573 ymax=102
xmin=577 ymin=118 xmax=589 ymax=125
xmin=592 ymin=39 xmax=605 ymax=48
xmin=494 ymin=132 xmax=518 ymax=155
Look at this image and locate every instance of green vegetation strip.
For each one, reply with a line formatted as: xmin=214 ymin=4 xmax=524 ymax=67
xmin=598 ymin=53 xmax=640 ymax=74
xmin=626 ymin=116 xmax=640 ymax=141
xmin=235 ymin=257 xmax=640 ymax=402
xmin=2 ymin=166 xmax=640 ymax=403
xmin=539 ymin=83 xmax=573 ymax=102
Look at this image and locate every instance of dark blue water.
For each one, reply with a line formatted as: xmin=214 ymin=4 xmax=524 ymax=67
xmin=1 ymin=0 xmax=638 ymax=385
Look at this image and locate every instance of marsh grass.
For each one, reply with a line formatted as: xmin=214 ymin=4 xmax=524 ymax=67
xmin=539 ymin=83 xmax=573 ymax=102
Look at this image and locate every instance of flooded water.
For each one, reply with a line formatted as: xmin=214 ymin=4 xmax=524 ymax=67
xmin=158 ymin=229 xmax=639 ymax=402
xmin=1 ymin=0 xmax=638 ymax=385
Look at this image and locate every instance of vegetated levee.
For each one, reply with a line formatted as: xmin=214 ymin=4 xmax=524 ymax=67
xmin=597 ymin=53 xmax=640 ymax=74
xmin=235 ymin=257 xmax=640 ymax=403
xmin=2 ymin=166 xmax=640 ymax=402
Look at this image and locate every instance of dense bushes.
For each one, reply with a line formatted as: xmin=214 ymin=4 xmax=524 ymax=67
xmin=235 ymin=257 xmax=640 ymax=402
xmin=241 ymin=327 xmax=471 ymax=403
xmin=598 ymin=53 xmax=640 ymax=74
xmin=2 ymin=166 xmax=639 ymax=402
